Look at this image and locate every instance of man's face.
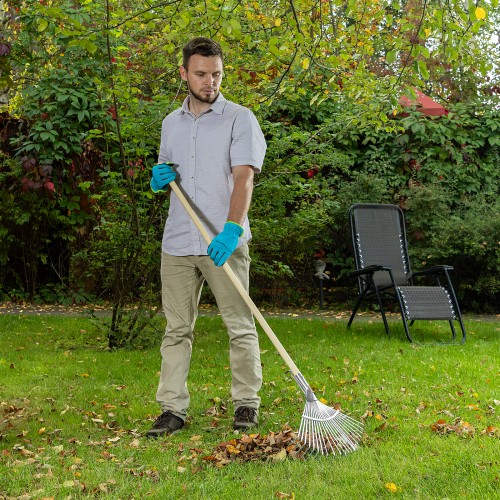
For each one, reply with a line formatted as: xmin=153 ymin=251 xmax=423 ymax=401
xmin=180 ymin=54 xmax=223 ymax=105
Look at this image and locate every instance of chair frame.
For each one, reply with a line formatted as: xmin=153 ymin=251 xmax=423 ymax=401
xmin=347 ymin=203 xmax=466 ymax=343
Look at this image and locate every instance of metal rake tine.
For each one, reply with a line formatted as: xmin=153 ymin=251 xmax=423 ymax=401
xmin=298 ymin=397 xmax=364 ymax=455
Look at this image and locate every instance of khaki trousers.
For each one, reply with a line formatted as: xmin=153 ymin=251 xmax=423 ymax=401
xmin=156 ymin=245 xmax=262 ymax=420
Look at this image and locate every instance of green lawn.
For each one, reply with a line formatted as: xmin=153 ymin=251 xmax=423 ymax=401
xmin=0 ymin=312 xmax=498 ymax=499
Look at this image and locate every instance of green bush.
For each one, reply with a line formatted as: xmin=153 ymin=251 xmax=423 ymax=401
xmin=248 ymin=98 xmax=500 ymax=311
xmin=71 ymin=165 xmax=165 ymax=347
xmin=404 ymin=187 xmax=500 ymax=313
xmin=0 ymin=152 xmax=76 ymax=298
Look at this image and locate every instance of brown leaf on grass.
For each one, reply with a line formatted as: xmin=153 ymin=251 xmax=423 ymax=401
xmin=415 ymin=402 xmax=427 ymax=414
xmin=360 ymin=409 xmax=374 ymax=421
xmin=481 ymin=426 xmax=499 ymax=438
xmin=430 ymin=419 xmax=475 ymax=437
xmin=205 ymin=400 xmax=228 ymax=417
xmin=203 ymin=425 xmax=306 ymax=467
xmin=62 ymin=479 xmax=86 ymax=491
xmin=272 ymin=448 xmax=287 ymax=462
xmin=374 ymin=422 xmax=387 ymax=432
xmin=275 ymin=492 xmax=295 ymax=499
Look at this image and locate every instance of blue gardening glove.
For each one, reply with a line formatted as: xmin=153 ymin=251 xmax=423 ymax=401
xmin=207 ymin=222 xmax=244 ymax=267
xmin=150 ymin=163 xmax=176 ymax=193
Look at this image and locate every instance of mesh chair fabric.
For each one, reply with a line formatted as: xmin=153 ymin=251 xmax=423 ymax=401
xmin=354 ymin=206 xmax=410 ymax=287
xmin=398 ymin=286 xmax=456 ymax=320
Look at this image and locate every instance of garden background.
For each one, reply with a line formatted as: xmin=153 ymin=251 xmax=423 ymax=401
xmin=1 ymin=0 xmax=499 ymax=346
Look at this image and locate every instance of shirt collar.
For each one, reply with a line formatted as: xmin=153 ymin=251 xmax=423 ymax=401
xmin=178 ymin=93 xmax=226 ymax=116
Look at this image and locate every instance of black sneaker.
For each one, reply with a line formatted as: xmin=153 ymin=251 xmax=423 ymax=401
xmin=146 ymin=411 xmax=184 ymax=438
xmin=233 ymin=406 xmax=258 ymax=430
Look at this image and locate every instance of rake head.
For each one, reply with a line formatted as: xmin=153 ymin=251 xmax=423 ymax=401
xmin=294 ymin=374 xmax=364 ymax=455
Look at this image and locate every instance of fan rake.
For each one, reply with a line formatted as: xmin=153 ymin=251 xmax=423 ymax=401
xmin=170 ymin=179 xmax=364 ymax=455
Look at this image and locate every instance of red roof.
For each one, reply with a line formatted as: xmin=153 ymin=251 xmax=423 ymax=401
xmin=398 ymin=90 xmax=448 ymax=116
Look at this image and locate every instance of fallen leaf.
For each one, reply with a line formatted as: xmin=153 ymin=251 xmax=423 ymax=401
xmin=204 ymin=425 xmax=306 ymax=466
xmin=385 ymin=482 xmax=398 ymax=493
xmin=272 ymin=448 xmax=287 ymax=462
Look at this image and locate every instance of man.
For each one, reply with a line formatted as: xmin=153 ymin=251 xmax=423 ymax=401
xmin=146 ymin=37 xmax=267 ymax=438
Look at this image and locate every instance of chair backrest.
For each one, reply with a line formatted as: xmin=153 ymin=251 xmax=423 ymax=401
xmin=350 ymin=204 xmax=412 ymax=288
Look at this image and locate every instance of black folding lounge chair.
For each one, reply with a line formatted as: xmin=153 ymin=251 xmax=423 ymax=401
xmin=347 ymin=203 xmax=466 ymax=343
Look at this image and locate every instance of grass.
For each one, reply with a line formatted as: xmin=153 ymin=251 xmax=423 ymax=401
xmin=0 ymin=312 xmax=499 ymax=499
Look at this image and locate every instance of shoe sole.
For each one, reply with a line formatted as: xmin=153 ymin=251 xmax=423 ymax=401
xmin=233 ymin=423 xmax=258 ymax=431
xmin=145 ymin=427 xmax=183 ymax=439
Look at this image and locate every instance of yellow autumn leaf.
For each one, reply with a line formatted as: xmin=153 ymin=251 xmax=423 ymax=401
xmin=385 ymin=482 xmax=398 ymax=493
xmin=475 ymin=7 xmax=486 ymax=20
xmin=275 ymin=18 xmax=282 ymax=27
xmin=424 ymin=28 xmax=431 ymax=38
xmin=302 ymin=58 xmax=310 ymax=70
xmin=319 ymin=397 xmax=328 ymax=404
xmin=272 ymin=448 xmax=287 ymax=462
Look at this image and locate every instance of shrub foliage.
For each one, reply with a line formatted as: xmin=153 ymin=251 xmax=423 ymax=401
xmin=1 ymin=0 xmax=499 ymax=343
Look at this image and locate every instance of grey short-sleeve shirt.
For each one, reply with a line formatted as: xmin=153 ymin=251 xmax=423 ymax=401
xmin=158 ymin=93 xmax=267 ymax=256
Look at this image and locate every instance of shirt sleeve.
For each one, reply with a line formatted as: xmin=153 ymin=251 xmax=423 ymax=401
xmin=230 ymin=109 xmax=267 ymax=172
xmin=157 ymin=117 xmax=171 ymax=164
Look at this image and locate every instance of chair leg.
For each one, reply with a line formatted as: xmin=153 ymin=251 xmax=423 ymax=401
xmin=449 ymin=320 xmax=456 ymax=341
xmin=373 ymin=288 xmax=390 ymax=337
xmin=401 ymin=315 xmax=413 ymax=342
xmin=394 ymin=287 xmax=413 ymax=342
xmin=347 ymin=288 xmax=368 ymax=328
xmin=442 ymin=270 xmax=466 ymax=344
xmin=457 ymin=318 xmax=467 ymax=344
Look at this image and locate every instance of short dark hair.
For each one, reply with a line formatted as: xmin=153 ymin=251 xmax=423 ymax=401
xmin=182 ymin=37 xmax=223 ymax=69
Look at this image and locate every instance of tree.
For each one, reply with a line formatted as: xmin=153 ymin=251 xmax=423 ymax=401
xmin=1 ymin=0 xmax=499 ymax=324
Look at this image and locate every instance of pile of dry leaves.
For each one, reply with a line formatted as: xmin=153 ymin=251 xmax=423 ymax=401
xmin=203 ymin=425 xmax=307 ymax=467
xmin=430 ymin=418 xmax=499 ymax=438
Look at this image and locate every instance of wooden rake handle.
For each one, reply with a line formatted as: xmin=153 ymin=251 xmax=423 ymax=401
xmin=169 ymin=180 xmax=300 ymax=376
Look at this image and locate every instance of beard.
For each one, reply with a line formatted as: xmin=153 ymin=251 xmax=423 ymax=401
xmin=186 ymin=80 xmax=219 ymax=104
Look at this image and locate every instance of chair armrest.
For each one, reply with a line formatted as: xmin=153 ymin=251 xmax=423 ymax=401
xmin=412 ymin=265 xmax=454 ymax=277
xmin=349 ymin=265 xmax=390 ymax=277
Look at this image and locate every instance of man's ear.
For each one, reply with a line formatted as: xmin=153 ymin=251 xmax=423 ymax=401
xmin=179 ymin=66 xmax=187 ymax=81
